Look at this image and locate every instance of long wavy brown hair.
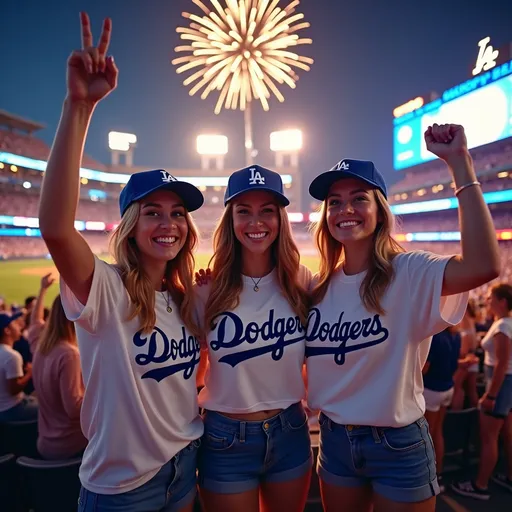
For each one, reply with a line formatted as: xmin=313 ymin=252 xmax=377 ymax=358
xmin=37 ymin=295 xmax=76 ymax=356
xmin=310 ymin=189 xmax=405 ymax=314
xmin=204 ymin=204 xmax=310 ymax=332
xmin=109 ymin=202 xmax=201 ymax=337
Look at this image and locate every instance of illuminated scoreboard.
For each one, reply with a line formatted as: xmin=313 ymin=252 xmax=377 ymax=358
xmin=393 ymin=38 xmax=512 ymax=170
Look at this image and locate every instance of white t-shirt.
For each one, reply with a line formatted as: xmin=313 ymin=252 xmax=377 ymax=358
xmin=60 ymin=257 xmax=203 ymax=495
xmin=481 ymin=317 xmax=512 ymax=374
xmin=306 ymin=251 xmax=467 ymax=428
xmin=197 ymin=266 xmax=311 ymax=413
xmin=0 ymin=344 xmax=24 ymax=412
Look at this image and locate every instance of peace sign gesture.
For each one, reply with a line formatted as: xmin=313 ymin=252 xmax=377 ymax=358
xmin=67 ymin=12 xmax=118 ymax=104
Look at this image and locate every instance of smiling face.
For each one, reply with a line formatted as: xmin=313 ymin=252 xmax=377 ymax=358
xmin=132 ymin=189 xmax=189 ymax=267
xmin=325 ymin=178 xmax=381 ymax=246
xmin=232 ymin=190 xmax=280 ymax=257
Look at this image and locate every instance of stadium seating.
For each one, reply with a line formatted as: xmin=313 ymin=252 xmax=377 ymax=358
xmin=442 ymin=408 xmax=479 ymax=473
xmin=0 ymin=453 xmax=21 ymax=512
xmin=0 ymin=419 xmax=39 ymax=458
xmin=16 ymin=456 xmax=82 ymax=512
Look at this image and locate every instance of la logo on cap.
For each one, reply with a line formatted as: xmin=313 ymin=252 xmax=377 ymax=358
xmin=160 ymin=171 xmax=177 ymax=183
xmin=248 ymin=167 xmax=265 ymax=185
xmin=335 ymin=161 xmax=350 ymax=171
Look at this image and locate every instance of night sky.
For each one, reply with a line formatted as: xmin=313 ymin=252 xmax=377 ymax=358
xmin=1 ymin=0 xmax=511 ymax=186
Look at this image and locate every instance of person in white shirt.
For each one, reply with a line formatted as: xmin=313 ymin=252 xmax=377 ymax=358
xmin=306 ymin=124 xmax=500 ymax=512
xmin=196 ymin=165 xmax=312 ymax=512
xmin=38 ymin=13 xmax=204 ymax=512
xmin=452 ymin=283 xmax=512 ymax=500
xmin=0 ymin=312 xmax=38 ymax=422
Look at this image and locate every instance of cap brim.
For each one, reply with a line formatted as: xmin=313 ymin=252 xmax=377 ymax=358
xmin=224 ymin=186 xmax=290 ymax=206
xmin=124 ymin=182 xmax=204 ymax=215
xmin=309 ymin=171 xmax=383 ymax=200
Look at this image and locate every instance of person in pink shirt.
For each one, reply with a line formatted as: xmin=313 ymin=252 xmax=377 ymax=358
xmin=32 ymin=294 xmax=87 ymax=459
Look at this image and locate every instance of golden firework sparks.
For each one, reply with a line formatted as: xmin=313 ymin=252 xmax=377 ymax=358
xmin=172 ymin=0 xmax=313 ymax=114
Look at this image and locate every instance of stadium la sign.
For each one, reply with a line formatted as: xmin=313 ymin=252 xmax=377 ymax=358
xmin=472 ymin=36 xmax=499 ymax=76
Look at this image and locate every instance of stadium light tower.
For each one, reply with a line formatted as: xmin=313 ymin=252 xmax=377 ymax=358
xmin=108 ymin=131 xmax=137 ymax=167
xmin=270 ymin=129 xmax=303 ymax=168
xmin=196 ymin=134 xmax=228 ymax=171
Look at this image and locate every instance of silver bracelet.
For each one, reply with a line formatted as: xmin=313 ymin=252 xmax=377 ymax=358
xmin=454 ymin=181 xmax=481 ymax=197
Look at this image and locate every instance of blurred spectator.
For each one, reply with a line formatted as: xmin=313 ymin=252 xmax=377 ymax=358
xmin=0 ymin=312 xmax=38 ymax=422
xmin=452 ymin=282 xmax=512 ymax=500
xmin=452 ymin=300 xmax=481 ymax=409
xmin=32 ymin=294 xmax=86 ymax=460
xmin=422 ymin=327 xmax=478 ymax=491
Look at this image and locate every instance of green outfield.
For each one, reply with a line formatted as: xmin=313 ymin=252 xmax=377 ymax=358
xmin=0 ymin=254 xmax=320 ymax=307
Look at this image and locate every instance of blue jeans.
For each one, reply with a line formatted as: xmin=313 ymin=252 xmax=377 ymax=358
xmin=318 ymin=413 xmax=439 ymax=503
xmin=0 ymin=396 xmax=38 ymax=422
xmin=77 ymin=439 xmax=200 ymax=512
xmin=484 ymin=365 xmax=512 ymax=418
xmin=198 ymin=402 xmax=312 ymax=494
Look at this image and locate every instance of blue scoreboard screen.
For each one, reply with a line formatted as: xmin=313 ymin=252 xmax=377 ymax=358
xmin=393 ymin=60 xmax=512 ymax=170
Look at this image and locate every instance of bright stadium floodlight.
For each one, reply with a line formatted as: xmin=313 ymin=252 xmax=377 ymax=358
xmin=196 ymin=134 xmax=228 ymax=171
xmin=108 ymin=132 xmax=137 ymax=167
xmin=270 ymin=129 xmax=303 ymax=170
xmin=270 ymin=129 xmax=303 ymax=153
xmin=108 ymin=132 xmax=137 ymax=151
xmin=196 ymin=135 xmax=228 ymax=156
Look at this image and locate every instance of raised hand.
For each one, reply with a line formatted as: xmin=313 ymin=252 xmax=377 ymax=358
xmin=66 ymin=12 xmax=118 ymax=104
xmin=41 ymin=272 xmax=56 ymax=290
xmin=424 ymin=123 xmax=468 ymax=163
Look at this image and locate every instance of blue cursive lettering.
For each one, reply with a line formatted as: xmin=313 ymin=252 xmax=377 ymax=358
xmin=133 ymin=326 xmax=200 ymax=381
xmin=210 ymin=309 xmax=305 ymax=367
xmin=305 ymin=308 xmax=389 ymax=364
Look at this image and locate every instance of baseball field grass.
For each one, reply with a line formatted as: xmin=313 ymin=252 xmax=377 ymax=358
xmin=0 ymin=253 xmax=320 ymax=307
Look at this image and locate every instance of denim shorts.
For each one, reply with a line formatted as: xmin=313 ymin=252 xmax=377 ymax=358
xmin=198 ymin=402 xmax=312 ymax=494
xmin=318 ymin=413 xmax=439 ymax=503
xmin=77 ymin=439 xmax=200 ymax=512
xmin=484 ymin=365 xmax=512 ymax=418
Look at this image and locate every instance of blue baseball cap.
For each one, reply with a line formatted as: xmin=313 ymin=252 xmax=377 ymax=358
xmin=309 ymin=158 xmax=387 ymax=200
xmin=224 ymin=165 xmax=290 ymax=206
xmin=0 ymin=311 xmax=23 ymax=332
xmin=119 ymin=169 xmax=204 ymax=216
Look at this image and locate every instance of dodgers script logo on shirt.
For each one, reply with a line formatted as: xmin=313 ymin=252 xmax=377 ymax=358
xmin=210 ymin=309 xmax=305 ymax=366
xmin=133 ymin=326 xmax=200 ymax=381
xmin=305 ymin=308 xmax=389 ymax=365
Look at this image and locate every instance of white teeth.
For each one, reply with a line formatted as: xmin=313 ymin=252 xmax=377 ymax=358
xmin=337 ymin=221 xmax=360 ymax=228
xmin=247 ymin=232 xmax=268 ymax=239
xmin=155 ymin=237 xmax=176 ymax=244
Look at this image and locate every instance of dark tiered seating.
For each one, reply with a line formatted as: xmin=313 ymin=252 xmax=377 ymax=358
xmin=0 ymin=419 xmax=39 ymax=458
xmin=16 ymin=456 xmax=82 ymax=512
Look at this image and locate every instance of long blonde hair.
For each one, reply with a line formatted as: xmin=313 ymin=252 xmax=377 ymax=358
xmin=109 ymin=202 xmax=201 ymax=338
xmin=310 ymin=189 xmax=405 ymax=314
xmin=37 ymin=295 xmax=76 ymax=356
xmin=204 ymin=204 xmax=310 ymax=332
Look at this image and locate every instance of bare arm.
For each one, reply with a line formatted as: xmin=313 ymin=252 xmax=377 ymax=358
xmin=424 ymin=124 xmax=500 ymax=296
xmin=8 ymin=365 xmax=32 ymax=395
xmin=38 ymin=13 xmax=117 ymax=306
xmin=30 ymin=273 xmax=55 ymax=326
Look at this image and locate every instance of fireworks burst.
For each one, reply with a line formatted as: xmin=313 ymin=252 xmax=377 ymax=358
xmin=172 ymin=0 xmax=313 ymax=114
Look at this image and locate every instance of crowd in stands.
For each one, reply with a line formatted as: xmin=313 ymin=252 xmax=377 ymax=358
xmin=390 ymin=138 xmax=512 ymax=196
xmin=0 ymin=128 xmax=105 ymax=170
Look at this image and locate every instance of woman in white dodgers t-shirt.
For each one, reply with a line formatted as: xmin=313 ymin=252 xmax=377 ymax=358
xmin=195 ymin=165 xmax=312 ymax=512
xmin=39 ymin=13 xmax=204 ymax=512
xmin=305 ymin=124 xmax=500 ymax=512
xmin=452 ymin=283 xmax=512 ymax=499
